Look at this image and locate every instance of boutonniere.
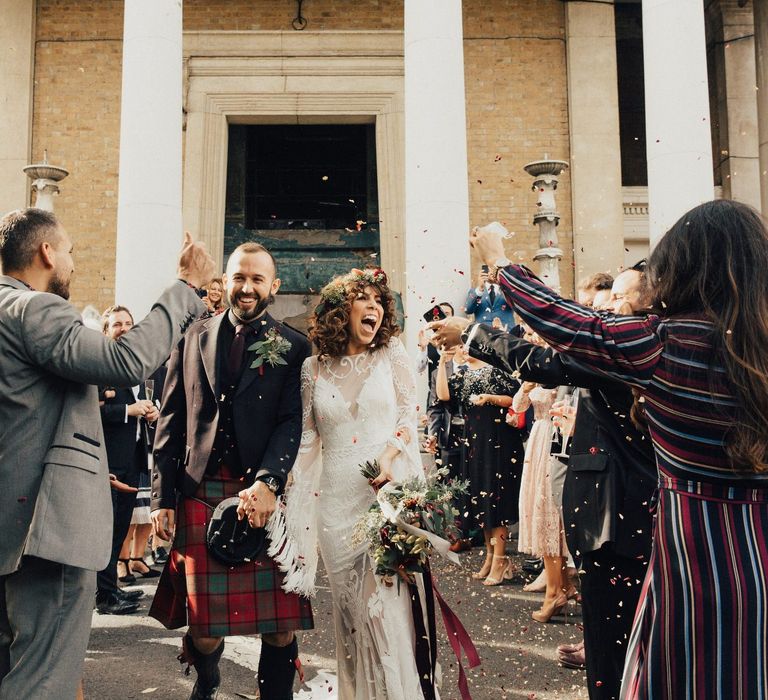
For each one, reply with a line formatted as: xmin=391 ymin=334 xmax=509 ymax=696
xmin=248 ymin=327 xmax=292 ymax=375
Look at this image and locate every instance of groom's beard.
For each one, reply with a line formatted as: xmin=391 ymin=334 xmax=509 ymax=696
xmin=230 ymin=291 xmax=274 ymax=321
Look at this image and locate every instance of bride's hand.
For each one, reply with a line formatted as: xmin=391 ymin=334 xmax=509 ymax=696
xmin=370 ymin=455 xmax=394 ymax=491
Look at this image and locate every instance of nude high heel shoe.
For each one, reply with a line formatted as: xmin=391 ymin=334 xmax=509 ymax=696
xmin=531 ymin=593 xmax=568 ymax=623
xmin=482 ymin=555 xmax=516 ymax=586
xmin=472 ymin=552 xmax=493 ymax=580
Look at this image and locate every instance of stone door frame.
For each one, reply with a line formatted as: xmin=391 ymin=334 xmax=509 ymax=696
xmin=182 ymin=30 xmax=405 ymax=290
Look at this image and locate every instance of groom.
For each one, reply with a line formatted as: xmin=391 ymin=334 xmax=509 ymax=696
xmin=150 ymin=242 xmax=313 ymax=700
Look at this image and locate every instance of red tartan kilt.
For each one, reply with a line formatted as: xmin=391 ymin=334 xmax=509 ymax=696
xmin=149 ymin=474 xmax=314 ymax=637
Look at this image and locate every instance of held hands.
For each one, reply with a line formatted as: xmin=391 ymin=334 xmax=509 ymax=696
xmin=236 ymin=481 xmax=277 ymax=529
xmin=469 ymin=225 xmax=507 ymax=267
xmin=152 ymin=508 xmax=176 ymax=541
xmin=423 ymin=435 xmax=438 ymax=454
xmin=177 ymin=231 xmax=217 ymax=290
xmin=427 ymin=316 xmax=471 ymax=349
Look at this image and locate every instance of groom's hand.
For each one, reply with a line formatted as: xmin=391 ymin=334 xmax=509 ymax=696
xmin=237 ymin=482 xmax=276 ymax=528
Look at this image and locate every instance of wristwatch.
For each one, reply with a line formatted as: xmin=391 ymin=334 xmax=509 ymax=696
xmin=258 ymin=475 xmax=281 ymax=494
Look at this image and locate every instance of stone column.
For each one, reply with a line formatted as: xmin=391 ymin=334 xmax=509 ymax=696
xmin=755 ymin=0 xmax=768 ymax=215
xmin=711 ymin=2 xmax=760 ymax=209
xmin=0 ymin=0 xmax=35 ymax=214
xmin=404 ymin=0 xmax=471 ymax=365
xmin=115 ymin=0 xmax=183 ymax=319
xmin=642 ymin=0 xmax=714 ymax=245
xmin=565 ymin=1 xmax=625 ymax=278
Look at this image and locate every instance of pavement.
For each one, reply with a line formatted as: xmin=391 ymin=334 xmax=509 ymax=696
xmin=84 ymin=548 xmax=589 ymax=700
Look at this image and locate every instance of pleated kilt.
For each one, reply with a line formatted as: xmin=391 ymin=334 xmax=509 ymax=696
xmin=621 ymin=474 xmax=768 ymax=699
xmin=149 ymin=472 xmax=314 ymax=638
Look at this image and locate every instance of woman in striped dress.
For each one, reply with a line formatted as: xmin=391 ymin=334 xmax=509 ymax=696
xmin=464 ymin=200 xmax=768 ymax=699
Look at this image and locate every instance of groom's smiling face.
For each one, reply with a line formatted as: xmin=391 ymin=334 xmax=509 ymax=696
xmin=223 ymin=250 xmax=281 ymax=321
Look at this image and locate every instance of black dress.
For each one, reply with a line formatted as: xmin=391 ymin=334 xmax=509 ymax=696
xmin=449 ymin=365 xmax=524 ymax=530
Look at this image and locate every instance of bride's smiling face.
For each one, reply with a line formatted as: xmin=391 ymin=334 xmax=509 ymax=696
xmin=346 ymin=285 xmax=384 ymax=353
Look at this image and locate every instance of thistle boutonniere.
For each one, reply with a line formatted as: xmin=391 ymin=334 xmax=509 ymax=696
xmin=248 ymin=327 xmax=292 ymax=375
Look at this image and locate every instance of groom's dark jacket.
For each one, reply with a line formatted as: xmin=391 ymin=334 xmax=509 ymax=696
xmin=151 ymin=311 xmax=311 ymax=511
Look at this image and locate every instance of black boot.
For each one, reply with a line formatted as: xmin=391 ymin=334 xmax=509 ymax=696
xmin=257 ymin=636 xmax=299 ymax=700
xmin=178 ymin=633 xmax=225 ymax=700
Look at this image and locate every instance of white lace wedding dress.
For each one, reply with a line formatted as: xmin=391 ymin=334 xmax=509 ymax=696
xmin=270 ymin=338 xmax=431 ymax=700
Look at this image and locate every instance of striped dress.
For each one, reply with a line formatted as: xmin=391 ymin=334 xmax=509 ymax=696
xmin=497 ymin=264 xmax=768 ymax=700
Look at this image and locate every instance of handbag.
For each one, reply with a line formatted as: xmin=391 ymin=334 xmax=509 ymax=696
xmin=204 ymin=496 xmax=267 ymax=567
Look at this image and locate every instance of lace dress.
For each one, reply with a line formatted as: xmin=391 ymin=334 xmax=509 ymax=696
xmin=513 ymin=385 xmax=567 ymax=557
xmin=274 ymin=338 xmax=430 ymax=700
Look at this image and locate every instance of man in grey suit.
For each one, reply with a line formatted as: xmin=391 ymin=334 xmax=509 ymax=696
xmin=0 ymin=208 xmax=215 ymax=700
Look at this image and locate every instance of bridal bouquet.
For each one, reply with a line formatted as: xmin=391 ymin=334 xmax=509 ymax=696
xmin=353 ymin=462 xmax=469 ymax=584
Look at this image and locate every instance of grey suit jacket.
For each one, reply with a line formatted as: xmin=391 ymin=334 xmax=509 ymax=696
xmin=0 ymin=276 xmax=204 ymax=575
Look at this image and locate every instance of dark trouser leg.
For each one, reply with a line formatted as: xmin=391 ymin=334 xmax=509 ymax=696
xmin=580 ymin=547 xmax=648 ymax=700
xmin=0 ymin=557 xmax=94 ymax=700
xmin=96 ymin=469 xmax=139 ymax=601
xmin=258 ymin=636 xmax=298 ymax=700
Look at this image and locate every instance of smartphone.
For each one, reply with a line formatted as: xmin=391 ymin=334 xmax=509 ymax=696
xmin=196 ymin=288 xmax=208 ymax=299
xmin=423 ymin=305 xmax=447 ymax=323
xmin=481 ymin=264 xmax=489 ymax=274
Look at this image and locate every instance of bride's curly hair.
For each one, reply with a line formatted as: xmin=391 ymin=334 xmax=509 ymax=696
xmin=309 ymin=268 xmax=399 ymax=358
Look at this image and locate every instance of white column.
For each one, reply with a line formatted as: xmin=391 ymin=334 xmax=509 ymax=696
xmin=0 ymin=0 xmax=35 ymax=214
xmin=565 ymin=1 xmax=625 ymax=277
xmin=404 ymin=0 xmax=471 ymax=364
xmin=755 ymin=0 xmax=768 ymax=215
xmin=642 ymin=0 xmax=714 ymax=245
xmin=115 ymin=0 xmax=183 ymax=320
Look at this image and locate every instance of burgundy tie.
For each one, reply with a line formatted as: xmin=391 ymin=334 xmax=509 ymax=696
xmin=227 ymin=324 xmax=254 ymax=379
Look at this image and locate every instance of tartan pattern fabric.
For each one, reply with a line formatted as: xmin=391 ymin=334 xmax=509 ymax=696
xmin=149 ymin=474 xmax=313 ymax=637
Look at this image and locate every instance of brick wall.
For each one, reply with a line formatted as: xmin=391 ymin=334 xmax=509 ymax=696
xmin=463 ymin=0 xmax=574 ymax=294
xmin=33 ymin=1 xmax=124 ymax=313
xmin=183 ymin=0 xmax=404 ymax=31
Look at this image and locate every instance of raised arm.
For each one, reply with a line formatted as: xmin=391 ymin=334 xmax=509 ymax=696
xmin=512 ymin=382 xmax=534 ymax=414
xmin=22 ymin=282 xmax=203 ymax=387
xmin=496 ymin=265 xmax=663 ymax=386
xmin=467 ymin=324 xmax=619 ymax=391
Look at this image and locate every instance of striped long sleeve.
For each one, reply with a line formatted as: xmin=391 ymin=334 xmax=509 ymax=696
xmin=496 ymin=265 xmax=663 ymax=387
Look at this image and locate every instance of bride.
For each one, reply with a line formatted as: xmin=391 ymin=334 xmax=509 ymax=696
xmin=268 ymin=268 xmax=432 ymax=699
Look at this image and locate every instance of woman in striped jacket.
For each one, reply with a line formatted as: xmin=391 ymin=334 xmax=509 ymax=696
xmin=453 ymin=199 xmax=768 ymax=700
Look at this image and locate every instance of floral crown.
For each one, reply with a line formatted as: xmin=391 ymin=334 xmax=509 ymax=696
xmin=314 ymin=267 xmax=388 ymax=316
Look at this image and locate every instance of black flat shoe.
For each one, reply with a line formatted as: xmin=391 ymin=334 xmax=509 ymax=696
xmin=96 ymin=596 xmax=139 ymax=615
xmin=118 ymin=557 xmax=136 ymax=584
xmin=130 ymin=557 xmax=161 ymax=578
